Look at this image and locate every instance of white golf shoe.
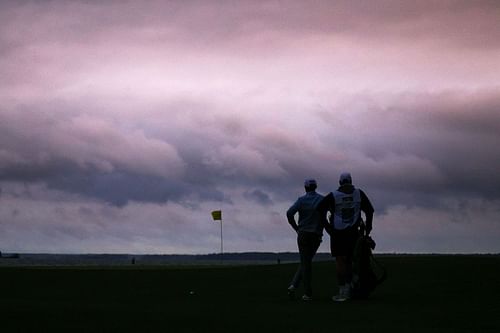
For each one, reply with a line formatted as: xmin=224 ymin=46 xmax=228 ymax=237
xmin=287 ymin=285 xmax=296 ymax=299
xmin=332 ymin=285 xmax=351 ymax=302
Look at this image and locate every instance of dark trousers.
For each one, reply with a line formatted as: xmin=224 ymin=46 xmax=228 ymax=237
xmin=290 ymin=231 xmax=322 ymax=296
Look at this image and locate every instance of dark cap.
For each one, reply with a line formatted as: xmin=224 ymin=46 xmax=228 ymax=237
xmin=339 ymin=172 xmax=352 ymax=185
xmin=304 ymin=179 xmax=317 ymax=187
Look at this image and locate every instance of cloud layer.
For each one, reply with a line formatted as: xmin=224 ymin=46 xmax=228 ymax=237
xmin=1 ymin=1 xmax=499 ymax=253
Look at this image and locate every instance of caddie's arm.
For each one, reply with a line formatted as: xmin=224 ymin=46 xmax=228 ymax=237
xmin=321 ymin=216 xmax=333 ymax=235
xmin=317 ymin=192 xmax=334 ymax=235
xmin=317 ymin=192 xmax=334 ymax=214
xmin=360 ymin=190 xmax=374 ymax=235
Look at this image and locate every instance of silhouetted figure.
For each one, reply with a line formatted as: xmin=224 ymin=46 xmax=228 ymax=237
xmin=320 ymin=172 xmax=374 ymax=302
xmin=286 ymin=179 xmax=328 ymax=301
xmin=131 ymin=257 xmax=136 ymax=265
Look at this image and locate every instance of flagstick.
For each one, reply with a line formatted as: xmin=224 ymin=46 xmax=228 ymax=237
xmin=220 ymin=217 xmax=223 ymax=263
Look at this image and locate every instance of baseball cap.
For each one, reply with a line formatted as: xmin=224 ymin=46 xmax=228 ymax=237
xmin=304 ymin=179 xmax=317 ymax=187
xmin=339 ymin=172 xmax=352 ymax=184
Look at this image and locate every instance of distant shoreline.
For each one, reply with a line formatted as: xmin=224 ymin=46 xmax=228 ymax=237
xmin=1 ymin=252 xmax=498 ymax=267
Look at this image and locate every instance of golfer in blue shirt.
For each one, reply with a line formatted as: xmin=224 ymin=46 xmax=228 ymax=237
xmin=286 ymin=179 xmax=329 ymax=301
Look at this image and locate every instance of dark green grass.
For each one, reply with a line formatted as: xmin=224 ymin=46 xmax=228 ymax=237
xmin=1 ymin=256 xmax=499 ymax=332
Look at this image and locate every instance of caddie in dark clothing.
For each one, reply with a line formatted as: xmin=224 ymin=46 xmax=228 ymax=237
xmin=320 ymin=172 xmax=374 ymax=302
xmin=286 ymin=179 xmax=328 ymax=301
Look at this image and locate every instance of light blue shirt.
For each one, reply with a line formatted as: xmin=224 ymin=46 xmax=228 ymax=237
xmin=286 ymin=191 xmax=325 ymax=235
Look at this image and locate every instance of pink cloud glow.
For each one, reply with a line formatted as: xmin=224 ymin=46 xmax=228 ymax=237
xmin=0 ymin=1 xmax=499 ymax=253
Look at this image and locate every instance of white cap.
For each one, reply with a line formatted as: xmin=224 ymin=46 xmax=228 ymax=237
xmin=304 ymin=179 xmax=317 ymax=187
xmin=339 ymin=172 xmax=352 ymax=185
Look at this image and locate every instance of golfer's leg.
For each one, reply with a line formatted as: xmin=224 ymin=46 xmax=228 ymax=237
xmin=290 ymin=264 xmax=302 ymax=288
xmin=302 ymin=235 xmax=320 ymax=297
xmin=291 ymin=233 xmax=306 ymax=288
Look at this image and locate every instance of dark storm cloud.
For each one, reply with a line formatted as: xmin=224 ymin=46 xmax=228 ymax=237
xmin=0 ymin=102 xmax=188 ymax=205
xmin=410 ymin=92 xmax=500 ymax=196
xmin=1 ymin=0 xmax=500 ymax=53
xmin=1 ymin=0 xmax=500 ymax=253
xmin=167 ymin=89 xmax=500 ymax=215
xmin=244 ymin=189 xmax=273 ymax=206
xmin=1 ymin=86 xmax=499 ymax=214
xmin=312 ymin=90 xmax=500 ymax=211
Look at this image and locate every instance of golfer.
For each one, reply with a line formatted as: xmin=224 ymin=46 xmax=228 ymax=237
xmin=286 ymin=179 xmax=328 ymax=301
xmin=322 ymin=172 xmax=374 ymax=302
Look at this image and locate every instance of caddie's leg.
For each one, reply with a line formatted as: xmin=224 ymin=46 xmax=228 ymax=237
xmin=336 ymin=255 xmax=347 ymax=285
xmin=345 ymin=255 xmax=353 ymax=285
xmin=332 ymin=255 xmax=350 ymax=301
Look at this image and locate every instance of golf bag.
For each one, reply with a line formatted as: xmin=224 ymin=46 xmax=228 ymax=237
xmin=351 ymin=235 xmax=387 ymax=299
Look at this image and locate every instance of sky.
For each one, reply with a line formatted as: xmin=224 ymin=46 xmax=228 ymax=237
xmin=1 ymin=0 xmax=499 ymax=254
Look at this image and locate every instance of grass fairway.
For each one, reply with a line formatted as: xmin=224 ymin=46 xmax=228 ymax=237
xmin=1 ymin=256 xmax=499 ymax=332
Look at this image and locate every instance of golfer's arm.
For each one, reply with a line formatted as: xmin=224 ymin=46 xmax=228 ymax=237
xmin=286 ymin=202 xmax=299 ymax=232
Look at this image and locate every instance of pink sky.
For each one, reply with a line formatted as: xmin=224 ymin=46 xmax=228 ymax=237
xmin=1 ymin=1 xmax=500 ymax=253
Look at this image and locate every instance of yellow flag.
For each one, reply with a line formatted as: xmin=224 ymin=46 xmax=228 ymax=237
xmin=211 ymin=210 xmax=222 ymax=221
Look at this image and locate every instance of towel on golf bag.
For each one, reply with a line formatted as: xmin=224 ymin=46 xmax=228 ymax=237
xmin=351 ymin=235 xmax=387 ymax=299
